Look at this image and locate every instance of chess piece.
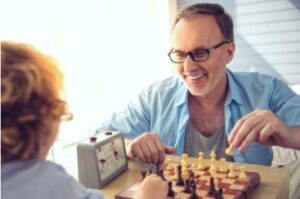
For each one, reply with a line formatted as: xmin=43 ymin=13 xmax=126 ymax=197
xmin=239 ymin=166 xmax=247 ymax=179
xmin=197 ymin=152 xmax=205 ymax=170
xmin=181 ymin=153 xmax=188 ymax=167
xmin=208 ymin=177 xmax=216 ymax=196
xmin=183 ymin=179 xmax=191 ymax=193
xmin=210 ymin=158 xmax=217 ymax=172
xmin=225 ymin=144 xmax=234 ymax=156
xmin=218 ymin=187 xmax=224 ymax=199
xmin=190 ymin=183 xmax=198 ymax=199
xmin=176 ymin=165 xmax=184 ymax=186
xmin=228 ymin=164 xmax=236 ymax=178
xmin=219 ymin=158 xmax=227 ymax=173
xmin=210 ymin=150 xmax=216 ymax=161
xmin=191 ymin=163 xmax=197 ymax=173
xmin=182 ymin=165 xmax=189 ymax=179
xmin=167 ymin=181 xmax=175 ymax=197
xmin=188 ymin=169 xmax=195 ymax=179
xmin=166 ymin=158 xmax=174 ymax=171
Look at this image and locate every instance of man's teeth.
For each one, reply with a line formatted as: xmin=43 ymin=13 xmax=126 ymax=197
xmin=189 ymin=73 xmax=205 ymax=80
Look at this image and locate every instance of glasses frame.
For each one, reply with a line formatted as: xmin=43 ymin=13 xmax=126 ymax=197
xmin=168 ymin=40 xmax=232 ymax=63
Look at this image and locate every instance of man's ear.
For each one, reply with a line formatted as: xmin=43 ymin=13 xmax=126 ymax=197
xmin=226 ymin=41 xmax=235 ymax=64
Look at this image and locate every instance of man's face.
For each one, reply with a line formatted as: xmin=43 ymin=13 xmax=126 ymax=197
xmin=171 ymin=15 xmax=234 ymax=98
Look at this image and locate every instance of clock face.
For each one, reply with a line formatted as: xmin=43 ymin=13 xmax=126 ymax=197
xmin=95 ymin=136 xmax=126 ymax=180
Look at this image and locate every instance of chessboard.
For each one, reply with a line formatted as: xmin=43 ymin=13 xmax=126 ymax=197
xmin=115 ymin=162 xmax=260 ymax=199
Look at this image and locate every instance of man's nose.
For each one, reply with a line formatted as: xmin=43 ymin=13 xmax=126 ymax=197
xmin=183 ymin=53 xmax=198 ymax=71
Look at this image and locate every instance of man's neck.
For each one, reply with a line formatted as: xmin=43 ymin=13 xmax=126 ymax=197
xmin=190 ymin=83 xmax=228 ymax=110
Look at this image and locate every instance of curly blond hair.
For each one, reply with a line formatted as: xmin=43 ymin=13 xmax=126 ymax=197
xmin=1 ymin=41 xmax=67 ymax=163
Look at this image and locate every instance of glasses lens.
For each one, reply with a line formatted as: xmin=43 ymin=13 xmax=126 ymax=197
xmin=192 ymin=50 xmax=208 ymax=62
xmin=169 ymin=52 xmax=186 ymax=63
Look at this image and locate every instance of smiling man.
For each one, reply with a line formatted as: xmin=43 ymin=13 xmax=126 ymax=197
xmin=99 ymin=3 xmax=300 ymax=166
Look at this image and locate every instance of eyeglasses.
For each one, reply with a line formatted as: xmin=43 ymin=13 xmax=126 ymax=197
xmin=168 ymin=40 xmax=232 ymax=63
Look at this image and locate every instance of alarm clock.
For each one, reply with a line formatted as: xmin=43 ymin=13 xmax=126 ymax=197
xmin=77 ymin=131 xmax=128 ymax=189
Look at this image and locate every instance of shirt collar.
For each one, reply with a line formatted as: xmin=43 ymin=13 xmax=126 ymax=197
xmin=226 ymin=69 xmax=243 ymax=105
xmin=173 ymin=78 xmax=189 ymax=107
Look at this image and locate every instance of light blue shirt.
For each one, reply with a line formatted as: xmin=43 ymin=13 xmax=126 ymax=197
xmin=100 ymin=69 xmax=300 ymax=165
xmin=2 ymin=160 xmax=103 ymax=199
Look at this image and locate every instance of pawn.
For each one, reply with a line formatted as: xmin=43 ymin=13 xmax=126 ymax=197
xmin=225 ymin=144 xmax=234 ymax=156
xmin=167 ymin=181 xmax=175 ymax=197
xmin=210 ymin=150 xmax=216 ymax=161
xmin=197 ymin=152 xmax=205 ymax=170
xmin=183 ymin=179 xmax=191 ymax=193
xmin=176 ymin=165 xmax=184 ymax=186
xmin=239 ymin=166 xmax=247 ymax=180
xmin=191 ymin=163 xmax=197 ymax=173
xmin=181 ymin=153 xmax=188 ymax=167
xmin=228 ymin=164 xmax=236 ymax=178
xmin=210 ymin=158 xmax=217 ymax=172
xmin=217 ymin=187 xmax=224 ymax=199
xmin=182 ymin=166 xmax=189 ymax=179
xmin=166 ymin=158 xmax=174 ymax=171
xmin=208 ymin=177 xmax=216 ymax=196
xmin=190 ymin=183 xmax=198 ymax=199
xmin=219 ymin=158 xmax=227 ymax=173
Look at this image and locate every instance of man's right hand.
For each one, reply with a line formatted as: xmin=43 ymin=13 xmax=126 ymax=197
xmin=126 ymin=132 xmax=176 ymax=164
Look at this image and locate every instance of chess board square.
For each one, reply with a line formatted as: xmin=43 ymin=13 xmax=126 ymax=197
xmin=221 ymin=178 xmax=236 ymax=184
xmin=229 ymin=183 xmax=245 ymax=190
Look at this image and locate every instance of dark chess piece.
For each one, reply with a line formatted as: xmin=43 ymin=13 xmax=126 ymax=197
xmin=149 ymin=169 xmax=152 ymax=174
xmin=188 ymin=169 xmax=195 ymax=179
xmin=141 ymin=170 xmax=147 ymax=180
xmin=189 ymin=176 xmax=196 ymax=187
xmin=183 ymin=179 xmax=191 ymax=193
xmin=208 ymin=177 xmax=216 ymax=196
xmin=167 ymin=181 xmax=175 ymax=197
xmin=217 ymin=187 xmax=224 ymax=199
xmin=176 ymin=165 xmax=184 ymax=186
xmin=189 ymin=183 xmax=198 ymax=199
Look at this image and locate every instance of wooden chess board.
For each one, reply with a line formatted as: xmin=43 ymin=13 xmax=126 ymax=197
xmin=115 ymin=163 xmax=260 ymax=199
